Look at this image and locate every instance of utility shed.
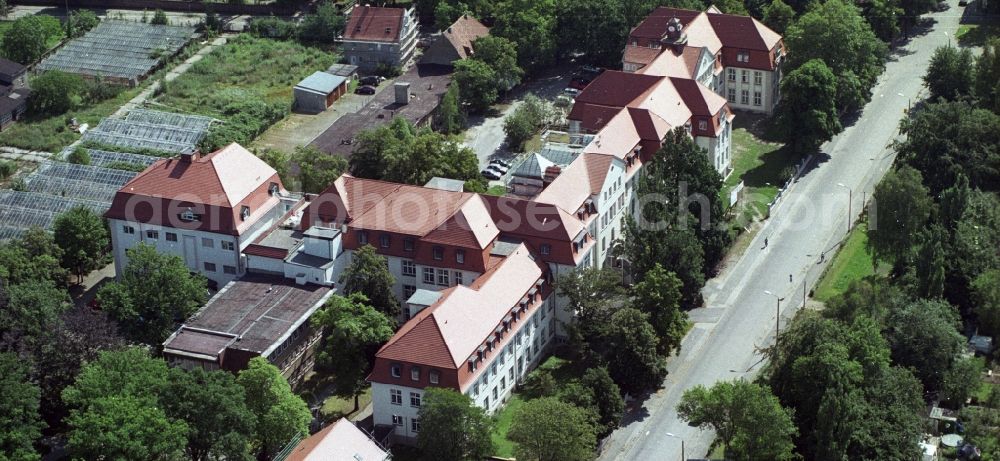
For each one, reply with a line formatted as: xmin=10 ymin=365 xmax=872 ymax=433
xmin=294 ymin=71 xmax=348 ymax=113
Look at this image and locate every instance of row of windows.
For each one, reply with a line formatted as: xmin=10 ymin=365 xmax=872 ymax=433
xmin=124 ymin=226 xmax=237 ymax=251
xmin=419 ymin=267 xmax=463 ymax=286
xmin=727 ymin=69 xmax=764 ymax=86
xmin=391 ymin=415 xmax=420 ymax=433
xmin=388 ymin=389 xmax=423 ymax=408
xmin=389 ymin=364 xmax=441 ymax=384
xmin=727 ymin=88 xmax=763 ymax=107
xmin=358 ymin=231 xmax=466 ymax=263
xmin=203 ymin=262 xmax=237 ymax=274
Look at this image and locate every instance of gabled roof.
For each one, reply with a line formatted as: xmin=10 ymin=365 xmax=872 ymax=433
xmin=421 ymin=195 xmax=500 ymax=248
xmin=115 ymin=143 xmax=277 ymax=208
xmin=440 ymin=15 xmax=490 ymax=60
xmin=584 ymin=110 xmax=642 ymax=158
xmin=286 ymin=418 xmax=389 ymax=461
xmin=623 ymin=45 xmax=662 ymax=66
xmin=343 ymin=6 xmax=406 ymax=43
xmin=534 ymin=153 xmax=616 ymax=213
xmin=376 ymin=244 xmax=544 ymax=368
xmin=570 ymin=71 xmax=663 ymax=110
xmin=641 ymin=45 xmax=708 ymax=79
xmin=480 ymin=195 xmax=585 ymax=242
xmin=707 ymin=13 xmax=782 ymax=51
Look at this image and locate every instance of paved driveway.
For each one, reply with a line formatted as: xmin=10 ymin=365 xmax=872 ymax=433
xmin=596 ymin=4 xmax=970 ymax=460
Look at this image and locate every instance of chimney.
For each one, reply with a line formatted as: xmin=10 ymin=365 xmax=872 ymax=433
xmin=180 ymin=147 xmax=198 ymax=163
xmin=394 ymin=82 xmax=411 ymax=105
xmin=543 ymin=165 xmax=562 ymax=184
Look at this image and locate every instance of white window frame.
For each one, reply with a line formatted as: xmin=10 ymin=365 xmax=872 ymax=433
xmin=390 ymin=389 xmax=402 ymax=405
xmin=402 ymin=260 xmax=416 ymax=277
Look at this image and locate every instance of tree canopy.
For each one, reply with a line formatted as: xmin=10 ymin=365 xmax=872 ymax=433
xmin=454 ymin=59 xmax=499 ymax=113
xmin=925 ymin=45 xmax=975 ymax=101
xmin=236 ymin=357 xmax=311 ymax=459
xmin=632 ymin=264 xmax=688 ymax=355
xmin=350 ymin=117 xmax=479 ymax=185
xmin=0 ymin=15 xmax=62 ymax=65
xmin=339 ymin=245 xmax=401 ymax=322
xmin=508 ymin=397 xmax=597 ymax=461
xmin=776 ymin=59 xmax=841 ymax=153
xmin=52 ymin=206 xmax=109 ymax=283
xmin=868 ymin=165 xmax=933 ymax=268
xmin=0 ymin=352 xmax=43 ymax=461
xmin=292 ymin=145 xmax=348 ymax=194
xmin=416 ymin=388 xmax=495 ymax=461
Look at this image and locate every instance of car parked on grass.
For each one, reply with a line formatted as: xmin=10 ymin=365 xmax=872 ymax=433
xmin=355 ymin=85 xmax=377 ymax=95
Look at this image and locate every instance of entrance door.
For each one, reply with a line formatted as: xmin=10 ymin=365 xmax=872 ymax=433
xmin=182 ymin=235 xmax=197 ymax=270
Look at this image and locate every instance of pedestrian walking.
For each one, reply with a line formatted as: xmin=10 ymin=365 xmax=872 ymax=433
xmin=764 ymin=237 xmax=769 ymax=248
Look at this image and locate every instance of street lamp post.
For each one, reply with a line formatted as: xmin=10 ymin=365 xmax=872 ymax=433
xmin=764 ymin=290 xmax=784 ymax=341
xmin=665 ymin=432 xmax=686 ymax=461
xmin=837 ymin=183 xmax=853 ymax=233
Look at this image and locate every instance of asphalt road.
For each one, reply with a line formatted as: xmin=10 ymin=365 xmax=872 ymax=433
xmin=597 ymin=5 xmax=971 ymax=460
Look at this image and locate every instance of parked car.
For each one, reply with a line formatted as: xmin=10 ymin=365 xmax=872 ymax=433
xmin=581 ymin=65 xmax=603 ymax=74
xmin=360 ymin=76 xmax=384 ymax=86
xmin=481 ymin=169 xmax=501 ymax=180
xmin=488 ymin=164 xmax=509 ymax=174
xmin=355 ymin=85 xmax=377 ymax=95
xmin=569 ymin=77 xmax=591 ymax=90
xmin=491 ymin=158 xmax=512 ymax=168
xmin=935 ymin=1 xmax=950 ymax=11
xmin=563 ymin=87 xmax=581 ymax=96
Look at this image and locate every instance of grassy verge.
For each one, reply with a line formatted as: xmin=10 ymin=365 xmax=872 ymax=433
xmin=957 ymin=24 xmax=1000 ymax=47
xmin=154 ymin=35 xmax=336 ymax=148
xmin=722 ymin=127 xmax=794 ymax=226
xmin=319 ymin=387 xmax=372 ymax=421
xmin=491 ymin=393 xmax=525 ymax=458
xmin=813 ymin=223 xmax=876 ymax=301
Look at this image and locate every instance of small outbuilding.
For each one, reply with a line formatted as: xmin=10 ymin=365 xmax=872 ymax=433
xmin=326 ymin=63 xmax=359 ymax=80
xmin=0 ymin=57 xmax=29 ymax=131
xmin=293 ymin=71 xmax=348 ymax=114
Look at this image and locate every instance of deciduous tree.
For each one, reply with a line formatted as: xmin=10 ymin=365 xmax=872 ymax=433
xmin=776 ymin=59 xmax=841 ymax=153
xmin=471 ymin=35 xmax=523 ymax=92
xmin=340 ymin=245 xmax=401 ymax=322
xmin=678 ymin=380 xmax=798 ymax=461
xmin=925 ymin=45 xmax=975 ymax=101
xmin=293 ymin=145 xmax=347 ymax=194
xmin=298 ymin=1 xmax=345 ymax=44
xmin=508 ymin=397 xmax=596 ymax=461
xmin=579 ymin=366 xmax=624 ymax=437
xmin=311 ymin=293 xmax=393 ymax=412
xmin=52 ymin=206 xmax=109 ymax=284
xmin=66 ymin=395 xmax=187 ymax=461
xmin=435 ymin=82 xmax=465 ymax=134
xmin=763 ymin=0 xmax=796 ymax=34
xmin=0 ymin=352 xmax=43 ymax=461
xmin=974 ymin=38 xmax=1000 ymax=113
xmin=236 ymin=357 xmax=311 ymax=460
xmin=492 ymin=0 xmax=558 ymax=75
xmin=605 ymin=307 xmax=667 ymax=394
xmin=972 ymin=269 xmax=1000 ymax=335
xmin=454 ymin=58 xmax=498 ymax=113
xmin=416 ymin=388 xmax=495 ymax=461
xmin=868 ymin=165 xmax=933 ymax=268
xmin=554 ymin=0 xmax=628 ymax=66
xmin=0 ymin=15 xmax=61 ymax=64
xmin=0 ymin=280 xmax=70 ymax=351
xmin=632 ymin=264 xmax=687 ymax=355
xmin=883 ymin=299 xmax=964 ymax=394
xmin=29 ymin=71 xmax=86 ymax=115
xmin=0 ymin=228 xmax=68 ymax=287
xmin=163 ymin=368 xmax=256 ymax=461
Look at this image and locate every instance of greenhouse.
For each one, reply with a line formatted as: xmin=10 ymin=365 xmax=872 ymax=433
xmin=81 ymin=109 xmax=213 ymax=154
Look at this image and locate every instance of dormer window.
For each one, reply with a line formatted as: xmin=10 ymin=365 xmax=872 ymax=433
xmin=380 ymin=234 xmax=391 ymax=248
xmin=411 ymin=366 xmax=421 ymax=381
xmin=540 ymin=244 xmax=551 ymax=255
xmin=403 ymin=238 xmax=414 ymax=252
xmin=268 ymin=182 xmax=279 ymax=196
xmin=240 ymin=206 xmax=251 ymax=221
xmin=391 ymin=364 xmax=401 ymax=378
xmin=698 ymin=120 xmax=708 ymax=131
xmin=179 ymin=208 xmax=201 ymax=222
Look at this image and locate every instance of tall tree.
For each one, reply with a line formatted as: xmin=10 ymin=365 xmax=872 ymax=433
xmin=605 ymin=307 xmax=667 ymax=394
xmin=96 ymin=243 xmax=206 ymax=343
xmin=554 ymin=0 xmax=629 ymax=66
xmin=925 ymin=45 xmax=976 ymax=101
xmin=383 ymin=132 xmax=479 ymax=185
xmin=678 ymin=380 xmax=798 ymax=461
xmin=883 ymin=299 xmax=964 ymax=394
xmin=311 ymin=293 xmax=394 ymax=412
xmin=508 ymin=397 xmax=597 ymax=461
xmin=864 ymin=0 xmax=903 ymax=43
xmin=454 ymin=58 xmax=498 ymax=113
xmin=492 ymin=0 xmax=558 ymax=75
xmin=298 ymin=1 xmax=346 ymax=44
xmin=556 ymin=267 xmax=626 ymax=354
xmin=0 ymin=228 xmax=68 ymax=287
xmin=350 ymin=117 xmax=416 ymax=180
xmin=28 ymin=71 xmax=86 ymax=115
xmin=0 ymin=280 xmax=70 ymax=350
xmin=0 ymin=15 xmax=61 ymax=65
xmin=632 ymin=264 xmax=688 ymax=355
xmin=911 ymin=226 xmax=947 ymax=299
xmin=972 ymin=269 xmax=1000 ymax=335
xmin=163 ymin=368 xmax=256 ymax=461
xmin=471 ymin=35 xmax=523 ymax=92
xmin=619 ymin=220 xmax=706 ymax=308
xmin=52 ymin=206 xmax=109 ymax=284
xmin=974 ymin=38 xmax=1000 ymax=113
xmin=763 ymin=0 xmax=796 ymax=34
xmin=868 ymin=165 xmax=933 ymax=268
xmin=776 ymin=59 xmax=841 ymax=153
xmin=435 ymin=82 xmax=465 ymax=134
xmin=938 ymin=173 xmax=971 ymax=232
xmin=66 ymin=395 xmax=187 ymax=461
xmin=579 ymin=366 xmax=624 ymax=437
xmin=236 ymin=357 xmax=311 ymax=459
xmin=340 ymin=245 xmax=401 ymax=321
xmin=416 ymin=388 xmax=495 ymax=461
xmin=0 ymin=352 xmax=43 ymax=461
xmin=292 ymin=145 xmax=347 ymax=194
xmin=784 ymin=0 xmax=886 ymax=113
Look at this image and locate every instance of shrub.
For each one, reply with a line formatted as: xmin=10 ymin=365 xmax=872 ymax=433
xmin=67 ymin=147 xmax=91 ymax=165
xmin=150 ymin=9 xmax=169 ymax=25
xmin=29 ymin=71 xmax=86 ymax=115
xmin=68 ymin=10 xmax=100 ymax=38
xmin=248 ymin=16 xmax=298 ymax=40
xmin=374 ymin=63 xmax=402 ymax=78
xmin=0 ymin=159 xmax=15 ymax=179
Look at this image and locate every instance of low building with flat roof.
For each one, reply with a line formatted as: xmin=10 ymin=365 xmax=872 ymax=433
xmin=163 ymin=274 xmax=335 ymax=385
xmin=294 ymin=71 xmax=349 ymax=114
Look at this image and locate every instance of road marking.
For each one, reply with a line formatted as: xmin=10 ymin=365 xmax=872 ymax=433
xmin=645 ymin=431 xmax=650 ymax=436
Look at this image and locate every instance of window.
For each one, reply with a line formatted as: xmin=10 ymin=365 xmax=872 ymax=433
xmin=146 ymin=230 xmax=159 ymax=240
xmin=432 ymin=246 xmax=444 ymax=260
xmin=727 ymin=68 xmax=735 ymax=81
xmin=698 ymin=120 xmax=707 ymax=130
xmin=221 ymin=241 xmax=235 ymax=251
xmin=509 ymin=367 xmax=515 ymax=382
xmin=484 ymin=397 xmax=490 ymax=408
xmin=411 ymin=366 xmax=421 ymax=381
xmin=402 ymin=260 xmax=416 ymax=277
xmin=410 ymin=392 xmax=421 ymax=407
xmin=202 ymin=238 xmax=214 ymax=248
xmin=390 ymin=389 xmax=402 ymax=405
xmin=492 ymin=386 xmax=498 ymax=400
xmin=491 ymin=362 xmax=497 ymax=377
xmin=738 ymin=50 xmax=750 ymax=62
xmin=204 ymin=262 xmax=217 ymax=272
xmin=392 ymin=415 xmax=403 ymax=426
xmin=437 ymin=269 xmax=449 ymax=286
xmin=391 ymin=364 xmax=401 ymax=378
xmin=380 ymin=234 xmax=391 ymax=248
xmin=429 ymin=369 xmax=440 ymax=384
xmin=224 ymin=265 xmax=237 ymax=275
xmin=357 ymin=231 xmax=368 ymax=245
xmin=403 ymin=238 xmax=414 ymax=252
xmin=180 ymin=209 xmax=201 ymax=222
xmin=754 ymin=71 xmax=762 ymax=85
xmin=123 ymin=225 xmax=135 ymax=235
xmin=455 ymin=249 xmax=465 ymax=264
xmin=727 ymin=87 xmax=736 ymax=102
xmin=411 ymin=418 xmax=420 ymax=433
xmin=404 ymin=285 xmax=417 ymax=301
xmin=240 ymin=206 xmax=251 ymax=221
xmin=741 ymin=70 xmax=748 ymax=83
xmin=268 ymin=182 xmax=279 ymax=196
xmin=753 ymin=91 xmax=762 ymax=107
xmin=501 ymin=376 xmax=507 ymax=389
xmin=540 ymin=244 xmax=551 ymax=255
xmin=423 ymin=267 xmax=435 ymax=284
xmin=165 ymin=232 xmax=177 ymax=242
xmin=740 ymin=89 xmax=749 ymax=105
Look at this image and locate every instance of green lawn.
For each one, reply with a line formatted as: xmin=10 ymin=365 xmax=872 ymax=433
xmin=491 ymin=393 xmax=525 ymax=458
xmin=319 ymin=387 xmax=372 ymax=421
xmin=723 ymin=127 xmax=794 ymax=226
xmin=813 ymin=223 xmax=876 ymax=301
xmin=957 ymin=24 xmax=1000 ymax=47
xmin=154 ymin=34 xmax=336 ymax=147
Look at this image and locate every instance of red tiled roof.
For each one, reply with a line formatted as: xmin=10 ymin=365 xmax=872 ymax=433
xmin=344 ymin=6 xmax=405 ymax=43
xmin=669 ymin=77 xmax=710 ymax=116
xmin=571 ymin=71 xmax=663 ymax=109
xmin=442 ymin=15 xmax=490 ymax=60
xmin=707 ymin=14 xmax=777 ymax=51
xmin=569 ymin=104 xmax=626 ymax=133
xmin=623 ymin=45 xmax=661 ymax=66
xmin=630 ymin=7 xmax=702 ymax=39
xmin=376 ymin=295 xmax=456 ymax=369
